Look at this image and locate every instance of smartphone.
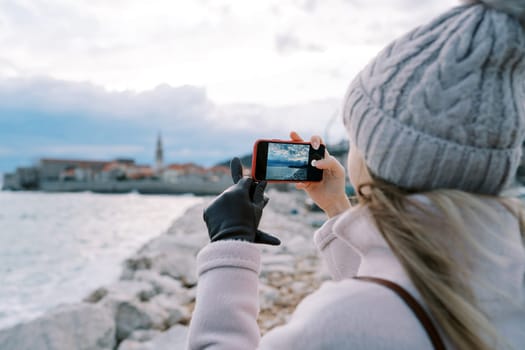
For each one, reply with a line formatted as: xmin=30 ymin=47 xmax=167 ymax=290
xmin=252 ymin=139 xmax=325 ymax=182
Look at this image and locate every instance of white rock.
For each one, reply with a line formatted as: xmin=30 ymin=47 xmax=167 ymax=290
xmin=87 ymin=280 xmax=157 ymax=304
xmin=121 ymin=256 xmax=154 ymax=279
xmin=118 ymin=325 xmax=188 ymax=350
xmin=283 ymin=235 xmax=312 ymax=255
xmin=110 ymin=298 xmax=171 ymax=341
xmin=110 ymin=299 xmax=152 ymax=341
xmin=117 ymin=340 xmax=145 ymax=350
xmin=109 ymin=280 xmax=158 ymax=301
xmin=155 ymin=253 xmax=198 ymax=286
xmin=264 ymin=264 xmax=295 ymax=274
xmin=148 ymin=325 xmax=188 ymax=349
xmin=290 ymin=281 xmax=308 ymax=293
xmin=128 ymin=235 xmax=199 ymax=287
xmin=131 ymin=270 xmax=184 ymax=296
xmin=86 ymin=279 xmax=158 ymax=305
xmin=155 ymin=231 xmax=209 ymax=252
xmin=0 ymin=303 xmax=115 ymax=350
xmin=149 ymin=294 xmax=185 ymax=326
xmin=184 ymin=286 xmax=197 ymax=303
xmin=261 ymin=254 xmax=295 ymax=266
xmin=259 ymin=284 xmax=280 ymax=309
xmin=260 ymin=254 xmax=296 ymax=275
xmin=165 ymin=203 xmax=209 ymax=237
xmin=127 ymin=329 xmax=162 ymax=342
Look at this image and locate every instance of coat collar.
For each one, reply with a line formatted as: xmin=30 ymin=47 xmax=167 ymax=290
xmin=332 ymin=205 xmax=385 ymax=256
xmin=330 ymin=204 xmax=414 ymax=287
xmin=327 ymin=197 xmax=525 ymax=307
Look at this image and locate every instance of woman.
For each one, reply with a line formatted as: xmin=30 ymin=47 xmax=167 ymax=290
xmin=187 ymin=0 xmax=525 ymax=349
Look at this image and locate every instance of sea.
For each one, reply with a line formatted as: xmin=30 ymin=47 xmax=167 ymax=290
xmin=266 ymin=166 xmax=307 ymax=181
xmin=0 ymin=190 xmax=204 ymax=330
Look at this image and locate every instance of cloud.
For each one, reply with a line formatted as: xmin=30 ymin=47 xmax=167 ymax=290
xmin=36 ymin=145 xmax=146 ymax=159
xmin=0 ymin=76 xmax=344 ymax=171
xmin=0 ymin=57 xmax=20 ymax=76
xmin=0 ymin=0 xmax=101 ymax=53
xmin=274 ymin=32 xmax=325 ymax=54
xmin=0 ymin=75 xmax=343 ymax=136
xmin=268 ymin=143 xmax=309 ymax=163
xmin=215 ymin=98 xmax=343 ymax=137
xmin=0 ymin=0 xmax=459 ymax=105
xmin=0 ymin=0 xmax=464 ymax=171
xmin=0 ymin=77 xmax=212 ymax=126
xmin=296 ymin=0 xmax=318 ymax=13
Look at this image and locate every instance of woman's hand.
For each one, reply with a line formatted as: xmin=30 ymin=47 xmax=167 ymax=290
xmin=202 ymin=157 xmax=280 ymax=245
xmin=291 ymin=131 xmax=351 ymax=218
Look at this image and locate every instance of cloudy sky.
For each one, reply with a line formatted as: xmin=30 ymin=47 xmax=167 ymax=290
xmin=0 ymin=0 xmax=458 ymax=172
xmin=268 ymin=143 xmax=309 ymax=165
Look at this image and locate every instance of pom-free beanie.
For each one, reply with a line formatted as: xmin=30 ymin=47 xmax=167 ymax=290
xmin=343 ymin=0 xmax=525 ymax=194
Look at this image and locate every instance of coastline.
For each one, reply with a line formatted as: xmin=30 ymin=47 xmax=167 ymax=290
xmin=0 ymin=189 xmax=331 ymax=350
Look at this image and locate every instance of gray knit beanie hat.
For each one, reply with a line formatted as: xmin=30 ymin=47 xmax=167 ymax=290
xmin=343 ymin=0 xmax=525 ymax=194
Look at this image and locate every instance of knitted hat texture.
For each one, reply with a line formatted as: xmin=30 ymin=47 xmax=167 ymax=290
xmin=343 ymin=0 xmax=525 ymax=194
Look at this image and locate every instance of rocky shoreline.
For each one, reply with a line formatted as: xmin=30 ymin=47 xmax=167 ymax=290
xmin=0 ymin=189 xmax=329 ymax=349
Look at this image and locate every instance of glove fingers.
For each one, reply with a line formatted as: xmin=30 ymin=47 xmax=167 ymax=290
xmin=254 ymin=230 xmax=281 ymax=246
xmin=253 ymin=181 xmax=267 ymax=206
xmin=238 ymin=177 xmax=254 ymax=193
xmin=230 ymin=157 xmax=243 ymax=184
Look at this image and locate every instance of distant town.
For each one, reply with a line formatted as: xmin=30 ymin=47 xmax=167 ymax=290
xmin=20 ymin=138 xmax=525 ymax=195
xmin=2 ymin=135 xmax=235 ymax=195
xmin=5 ymin=137 xmax=525 ymax=195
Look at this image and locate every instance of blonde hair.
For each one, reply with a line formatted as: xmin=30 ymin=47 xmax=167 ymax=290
xmin=356 ymin=172 xmax=525 ymax=350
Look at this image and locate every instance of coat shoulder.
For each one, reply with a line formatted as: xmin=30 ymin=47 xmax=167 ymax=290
xmin=261 ymin=279 xmax=433 ymax=350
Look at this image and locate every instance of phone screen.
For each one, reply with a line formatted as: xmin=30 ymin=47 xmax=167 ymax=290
xmin=253 ymin=140 xmax=324 ymax=182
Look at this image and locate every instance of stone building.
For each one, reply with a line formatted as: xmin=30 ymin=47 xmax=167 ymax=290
xmin=1 ymin=166 xmax=39 ymax=190
xmin=39 ymin=158 xmax=110 ymax=182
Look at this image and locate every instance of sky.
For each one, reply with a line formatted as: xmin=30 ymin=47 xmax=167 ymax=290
xmin=268 ymin=143 xmax=309 ymax=165
xmin=0 ymin=0 xmax=458 ymax=172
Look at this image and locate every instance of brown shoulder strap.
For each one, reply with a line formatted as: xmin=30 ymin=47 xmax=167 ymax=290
xmin=354 ymin=276 xmax=446 ymax=350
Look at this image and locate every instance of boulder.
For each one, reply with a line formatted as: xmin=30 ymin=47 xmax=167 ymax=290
xmin=124 ymin=256 xmax=154 ymax=271
xmin=164 ymin=203 xmax=209 ymax=238
xmin=104 ymin=297 xmax=170 ymax=342
xmin=0 ymin=303 xmax=115 ymax=350
xmin=282 ymin=235 xmax=313 ymax=255
xmin=155 ymin=253 xmax=198 ymax=287
xmin=84 ymin=287 xmax=109 ymax=303
xmin=259 ymin=284 xmax=280 ymax=309
xmin=150 ymin=294 xmax=184 ymax=321
xmin=130 ymin=270 xmax=184 ymax=296
xmin=120 ymin=256 xmax=154 ymax=279
xmin=126 ymin=329 xmax=162 ymax=342
xmin=87 ymin=280 xmax=157 ymax=304
xmin=155 ymin=230 xmax=209 ymax=252
xmin=117 ymin=340 xmax=145 ymax=350
xmin=115 ymin=329 xmax=165 ymax=350
xmin=102 ymin=286 xmax=188 ymax=340
xmin=117 ymin=325 xmax=188 ymax=350
xmin=260 ymin=254 xmax=296 ymax=275
xmin=123 ymin=235 xmax=200 ymax=287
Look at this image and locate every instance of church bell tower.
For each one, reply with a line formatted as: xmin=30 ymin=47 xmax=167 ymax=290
xmin=155 ymin=132 xmax=164 ymax=174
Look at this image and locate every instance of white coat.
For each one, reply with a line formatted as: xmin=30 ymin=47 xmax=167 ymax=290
xmin=187 ymin=198 xmax=525 ymax=349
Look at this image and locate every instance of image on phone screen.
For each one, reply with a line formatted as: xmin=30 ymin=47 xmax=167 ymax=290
xmin=266 ymin=143 xmax=310 ymax=181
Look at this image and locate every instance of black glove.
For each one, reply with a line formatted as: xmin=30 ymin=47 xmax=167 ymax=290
xmin=202 ymin=157 xmax=280 ymax=245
